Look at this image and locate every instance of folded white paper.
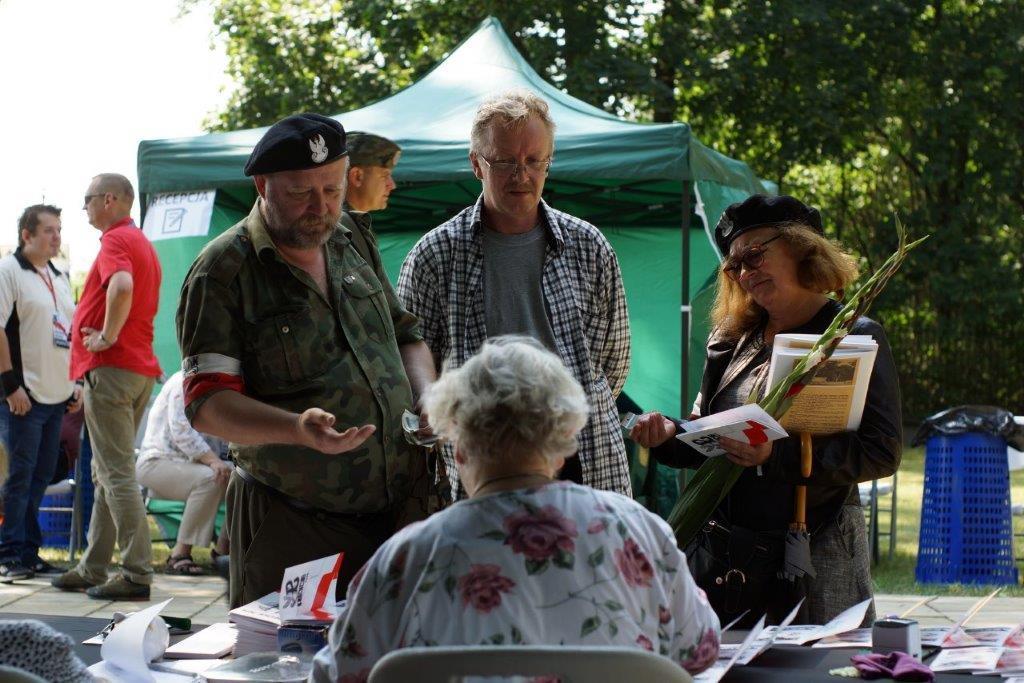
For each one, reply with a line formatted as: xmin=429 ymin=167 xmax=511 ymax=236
xmin=676 ymin=404 xmax=788 ymax=457
xmin=87 ymin=599 xmax=173 ymax=683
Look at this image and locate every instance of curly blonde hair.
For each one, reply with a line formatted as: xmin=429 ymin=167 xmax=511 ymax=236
xmin=422 ymin=336 xmax=588 ymax=465
xmin=711 ymin=222 xmax=860 ymax=339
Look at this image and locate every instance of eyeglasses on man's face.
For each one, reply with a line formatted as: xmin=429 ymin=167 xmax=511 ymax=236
xmin=83 ymin=193 xmax=109 ymax=209
xmin=477 ymin=154 xmax=552 ymax=177
xmin=722 ymin=233 xmax=782 ymax=281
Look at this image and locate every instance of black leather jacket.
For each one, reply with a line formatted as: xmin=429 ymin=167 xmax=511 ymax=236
xmin=652 ymin=300 xmax=903 ymax=532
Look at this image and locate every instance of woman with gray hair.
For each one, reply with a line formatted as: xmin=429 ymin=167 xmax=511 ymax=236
xmin=310 ymin=337 xmax=719 ymax=682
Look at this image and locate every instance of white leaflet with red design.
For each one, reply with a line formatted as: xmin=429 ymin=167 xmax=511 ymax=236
xmin=921 ymin=589 xmax=1002 ymax=648
xmin=675 ymin=404 xmax=788 ymax=458
xmin=279 ymin=553 xmax=344 ymax=624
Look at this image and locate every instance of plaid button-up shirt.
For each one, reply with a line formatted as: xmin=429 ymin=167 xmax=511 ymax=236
xmin=397 ymin=197 xmax=631 ymax=499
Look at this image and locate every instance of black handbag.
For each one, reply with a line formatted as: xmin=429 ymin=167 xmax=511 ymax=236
xmin=686 ymin=518 xmax=806 ymax=627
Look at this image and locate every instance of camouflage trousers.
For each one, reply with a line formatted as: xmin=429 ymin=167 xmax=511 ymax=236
xmin=226 ymin=471 xmax=394 ymax=608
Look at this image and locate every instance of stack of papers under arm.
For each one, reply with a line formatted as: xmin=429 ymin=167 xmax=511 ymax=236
xmin=675 ymin=404 xmax=788 ymax=458
xmin=229 ymin=592 xmax=281 ymax=656
xmin=766 ymin=333 xmax=877 ymax=435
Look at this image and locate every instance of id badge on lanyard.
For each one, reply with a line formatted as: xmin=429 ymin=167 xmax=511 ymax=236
xmin=37 ymin=267 xmax=69 ymax=348
xmin=53 ymin=310 xmax=70 ymax=348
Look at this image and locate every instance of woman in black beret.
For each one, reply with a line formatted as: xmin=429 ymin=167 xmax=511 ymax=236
xmin=630 ymin=195 xmax=902 ymax=627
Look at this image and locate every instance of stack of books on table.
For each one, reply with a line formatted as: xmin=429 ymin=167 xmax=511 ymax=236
xmin=229 ymin=591 xmax=337 ymax=656
xmin=229 ymin=592 xmax=283 ymax=656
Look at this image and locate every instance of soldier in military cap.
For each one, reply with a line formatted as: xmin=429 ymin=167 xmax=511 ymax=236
xmin=344 ymin=131 xmax=400 ymax=213
xmin=176 ymin=113 xmax=436 ymax=607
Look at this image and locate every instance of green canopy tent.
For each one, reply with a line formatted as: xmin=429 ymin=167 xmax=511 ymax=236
xmin=137 ymin=16 xmax=772 ymax=426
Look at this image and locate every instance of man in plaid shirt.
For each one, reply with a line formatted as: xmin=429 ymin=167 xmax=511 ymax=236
xmin=397 ymin=90 xmax=631 ymax=500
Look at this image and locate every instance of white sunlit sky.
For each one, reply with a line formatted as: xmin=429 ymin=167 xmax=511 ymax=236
xmin=0 ymin=0 xmax=228 ymax=276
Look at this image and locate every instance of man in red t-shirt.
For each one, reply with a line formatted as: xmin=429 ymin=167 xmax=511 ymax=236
xmin=52 ymin=173 xmax=162 ymax=601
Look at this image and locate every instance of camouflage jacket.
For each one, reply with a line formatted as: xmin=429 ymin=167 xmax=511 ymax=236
xmin=176 ymin=201 xmax=422 ymax=513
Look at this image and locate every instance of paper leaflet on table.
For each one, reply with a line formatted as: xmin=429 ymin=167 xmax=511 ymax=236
xmin=971 ymin=645 xmax=1024 ymax=675
xmin=929 ymin=645 xmax=1004 ymax=673
xmin=813 ymin=594 xmax=937 ymax=647
xmin=716 ymin=599 xmax=804 ymax=664
xmin=770 ymin=597 xmax=872 ymax=646
xmin=674 ymin=403 xmax=788 ymax=458
xmin=279 ymin=552 xmax=344 ymax=623
xmin=921 ymin=588 xmax=1002 ymax=648
xmin=694 ymin=615 xmax=767 ymax=682
xmin=812 ymin=627 xmax=874 ymax=649
xmin=229 ymin=591 xmax=281 ymax=630
xmin=964 ymin=623 xmax=1024 ymax=648
xmin=163 ymin=622 xmax=238 ymax=659
xmin=765 ymin=333 xmax=877 ymax=435
xmin=721 ymin=610 xmax=750 ymax=633
xmin=86 ymin=598 xmax=173 ymax=682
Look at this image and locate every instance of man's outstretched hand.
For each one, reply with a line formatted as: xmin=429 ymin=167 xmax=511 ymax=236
xmin=295 ymin=408 xmax=375 ymax=454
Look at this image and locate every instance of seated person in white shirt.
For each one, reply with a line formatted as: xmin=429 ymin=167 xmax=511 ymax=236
xmin=136 ymin=370 xmax=231 ymax=575
xmin=310 ymin=337 xmax=720 ymax=681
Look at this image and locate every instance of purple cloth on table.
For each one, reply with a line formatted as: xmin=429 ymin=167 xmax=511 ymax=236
xmin=850 ymin=652 xmax=934 ymax=681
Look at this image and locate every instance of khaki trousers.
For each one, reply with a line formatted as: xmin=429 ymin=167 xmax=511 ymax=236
xmin=137 ymin=458 xmax=227 ymax=547
xmin=77 ymin=366 xmax=155 ymax=585
xmin=226 ymin=471 xmax=393 ymax=608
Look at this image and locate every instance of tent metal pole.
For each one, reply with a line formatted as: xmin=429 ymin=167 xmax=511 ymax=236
xmin=680 ymin=181 xmax=691 ymax=418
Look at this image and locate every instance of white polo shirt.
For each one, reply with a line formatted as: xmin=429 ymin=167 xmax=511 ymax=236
xmin=0 ymin=250 xmax=75 ymax=405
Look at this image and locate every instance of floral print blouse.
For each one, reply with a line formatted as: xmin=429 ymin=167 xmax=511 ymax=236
xmin=309 ymin=481 xmax=720 ymax=682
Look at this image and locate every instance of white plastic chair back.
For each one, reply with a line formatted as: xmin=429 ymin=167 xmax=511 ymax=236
xmin=1008 ymin=417 xmax=1024 ymax=472
xmin=367 ymin=645 xmax=694 ymax=683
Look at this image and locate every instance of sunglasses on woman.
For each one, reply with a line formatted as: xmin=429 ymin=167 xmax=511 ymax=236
xmin=722 ymin=233 xmax=782 ymax=281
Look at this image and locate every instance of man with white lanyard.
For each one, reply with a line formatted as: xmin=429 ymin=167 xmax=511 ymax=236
xmin=0 ymin=204 xmax=82 ymax=582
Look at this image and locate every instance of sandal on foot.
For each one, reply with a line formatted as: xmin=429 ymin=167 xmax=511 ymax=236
xmin=165 ymin=555 xmax=206 ymax=576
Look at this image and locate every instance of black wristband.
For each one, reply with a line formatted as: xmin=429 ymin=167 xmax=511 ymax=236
xmin=1 ymin=370 xmax=20 ymax=396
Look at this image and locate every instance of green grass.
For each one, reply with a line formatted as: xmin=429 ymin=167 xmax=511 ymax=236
xmin=871 ymin=446 xmax=1024 ymax=596
xmin=40 ymin=519 xmax=218 ymax=573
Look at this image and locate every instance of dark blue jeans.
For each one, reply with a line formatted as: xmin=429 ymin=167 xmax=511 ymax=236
xmin=0 ymin=400 xmax=65 ymax=565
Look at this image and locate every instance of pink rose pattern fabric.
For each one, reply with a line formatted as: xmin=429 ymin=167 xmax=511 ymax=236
xmin=615 ymin=538 xmax=655 ymax=587
xmin=459 ymin=564 xmax=517 ymax=613
xmin=310 ymin=482 xmax=721 ymax=683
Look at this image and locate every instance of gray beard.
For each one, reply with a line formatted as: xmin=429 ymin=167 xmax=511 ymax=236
xmin=264 ymin=208 xmax=338 ymax=249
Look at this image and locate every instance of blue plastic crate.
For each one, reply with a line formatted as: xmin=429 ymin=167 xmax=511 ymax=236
xmin=916 ymin=432 xmax=1019 ymax=585
xmin=39 ymin=491 xmax=73 ymax=548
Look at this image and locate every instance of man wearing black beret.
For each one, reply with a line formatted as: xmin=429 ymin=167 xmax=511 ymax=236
xmin=176 ymin=113 xmax=437 ymax=606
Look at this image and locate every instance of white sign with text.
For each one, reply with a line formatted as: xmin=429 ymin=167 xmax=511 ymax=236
xmin=142 ymin=190 xmax=216 ymax=242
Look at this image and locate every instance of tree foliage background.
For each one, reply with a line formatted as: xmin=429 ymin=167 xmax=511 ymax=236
xmin=187 ymin=0 xmax=1024 ymax=420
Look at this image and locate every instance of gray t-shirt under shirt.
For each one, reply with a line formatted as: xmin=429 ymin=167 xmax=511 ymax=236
xmin=481 ymin=224 xmax=558 ymax=350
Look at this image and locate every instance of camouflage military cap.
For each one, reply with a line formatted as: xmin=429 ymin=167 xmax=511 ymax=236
xmin=346 ymin=132 xmax=401 ymax=169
